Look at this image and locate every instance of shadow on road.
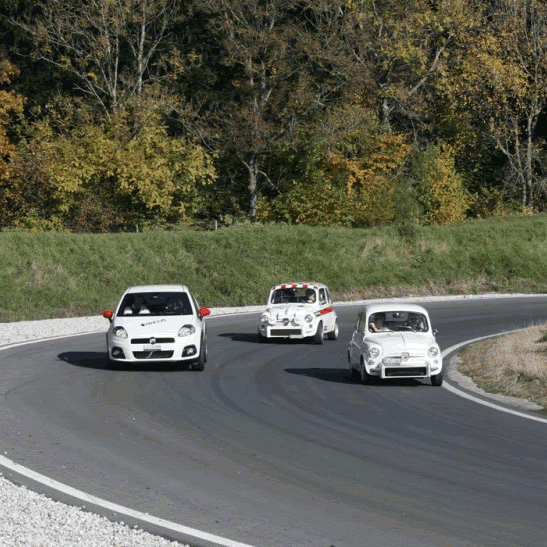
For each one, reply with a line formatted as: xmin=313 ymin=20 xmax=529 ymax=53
xmin=58 ymin=351 xmax=194 ymax=372
xmin=218 ymin=332 xmax=312 ymax=344
xmin=285 ymin=367 xmax=425 ymax=386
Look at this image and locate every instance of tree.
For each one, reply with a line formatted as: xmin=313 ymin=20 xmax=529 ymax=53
xmin=340 ymin=0 xmax=479 ymax=138
xmin=192 ymin=0 xmax=370 ymax=220
xmin=441 ymin=0 xmax=547 ymax=209
xmin=13 ymin=0 xmax=186 ymax=116
xmin=0 ymin=57 xmax=25 ymax=227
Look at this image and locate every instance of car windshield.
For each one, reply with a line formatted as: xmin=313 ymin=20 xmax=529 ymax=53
xmin=271 ymin=287 xmax=317 ymax=304
xmin=368 ymin=311 xmax=429 ymax=333
xmin=118 ymin=292 xmax=194 ymax=316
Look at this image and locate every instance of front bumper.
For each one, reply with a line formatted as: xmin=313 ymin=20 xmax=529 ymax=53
xmin=259 ymin=322 xmax=317 ymax=339
xmin=366 ymin=357 xmax=442 ymax=379
xmin=107 ymin=334 xmax=201 ymax=363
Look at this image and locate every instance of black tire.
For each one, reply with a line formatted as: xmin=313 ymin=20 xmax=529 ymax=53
xmin=327 ymin=321 xmax=339 ymax=341
xmin=193 ymin=338 xmax=207 ymax=371
xmin=360 ymin=358 xmax=373 ymax=384
xmin=431 ymin=372 xmax=443 ymax=386
xmin=313 ymin=321 xmax=324 ymax=345
xmin=348 ymin=352 xmax=358 ymax=379
xmin=258 ymin=331 xmax=267 ymax=343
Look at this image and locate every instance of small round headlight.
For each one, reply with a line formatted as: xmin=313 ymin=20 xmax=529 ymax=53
xmin=261 ymin=314 xmax=270 ymax=324
xmin=304 ymin=314 xmax=314 ymax=323
xmin=369 ymin=346 xmax=382 ymax=359
xmin=178 ymin=325 xmax=196 ymax=337
xmin=113 ymin=327 xmax=128 ymax=339
xmin=428 ymin=346 xmax=439 ymax=358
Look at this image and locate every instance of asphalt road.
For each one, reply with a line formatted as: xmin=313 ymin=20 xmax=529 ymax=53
xmin=1 ymin=297 xmax=547 ymax=547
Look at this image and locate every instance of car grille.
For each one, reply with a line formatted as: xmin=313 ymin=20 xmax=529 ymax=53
xmin=132 ymin=351 xmax=174 ymax=359
xmin=383 ymin=366 xmax=428 ymax=377
xmin=270 ymin=328 xmax=301 ymax=336
xmin=131 ymin=337 xmax=175 ymax=344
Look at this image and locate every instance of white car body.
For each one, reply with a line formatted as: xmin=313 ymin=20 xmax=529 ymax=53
xmin=103 ymin=284 xmax=210 ymax=369
xmin=258 ymin=281 xmax=338 ymax=343
xmin=347 ymin=303 xmax=443 ymax=385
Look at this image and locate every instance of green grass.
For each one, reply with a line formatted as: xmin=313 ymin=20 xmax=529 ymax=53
xmin=2 ymin=214 xmax=547 ymax=322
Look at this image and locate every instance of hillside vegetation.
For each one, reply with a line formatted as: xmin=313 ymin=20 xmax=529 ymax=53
xmin=2 ymin=214 xmax=547 ymax=323
xmin=2 ymin=1 xmax=547 ymax=231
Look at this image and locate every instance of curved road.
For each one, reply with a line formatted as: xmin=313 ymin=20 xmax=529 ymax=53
xmin=1 ymin=297 xmax=547 ymax=547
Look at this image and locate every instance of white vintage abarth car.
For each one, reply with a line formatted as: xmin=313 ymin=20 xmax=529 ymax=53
xmin=347 ymin=303 xmax=443 ymax=385
xmin=103 ymin=284 xmax=210 ymax=370
xmin=258 ymin=282 xmax=338 ymax=343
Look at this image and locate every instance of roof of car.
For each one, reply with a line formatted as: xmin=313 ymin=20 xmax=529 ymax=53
xmin=361 ymin=302 xmax=429 ymax=315
xmin=124 ymin=284 xmax=190 ymax=293
xmin=270 ymin=281 xmax=327 ymax=290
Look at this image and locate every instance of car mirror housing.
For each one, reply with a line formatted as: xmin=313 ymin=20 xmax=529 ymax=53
xmin=103 ymin=310 xmax=113 ymax=322
xmin=199 ymin=307 xmax=211 ymax=317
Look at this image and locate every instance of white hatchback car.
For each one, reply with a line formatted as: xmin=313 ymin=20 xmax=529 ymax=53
xmin=258 ymin=281 xmax=338 ymax=343
xmin=347 ymin=303 xmax=443 ymax=385
xmin=103 ymin=285 xmax=210 ymax=369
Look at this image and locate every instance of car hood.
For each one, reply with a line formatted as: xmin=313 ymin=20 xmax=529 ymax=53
xmin=112 ymin=316 xmax=196 ymax=336
xmin=265 ymin=304 xmax=314 ymax=318
xmin=367 ymin=332 xmax=437 ymax=352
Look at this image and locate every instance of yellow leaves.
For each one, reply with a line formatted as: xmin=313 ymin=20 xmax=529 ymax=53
xmin=0 ymin=59 xmax=25 ymax=186
xmin=43 ymin=122 xmax=217 ymax=219
xmin=415 ymin=144 xmax=471 ymax=225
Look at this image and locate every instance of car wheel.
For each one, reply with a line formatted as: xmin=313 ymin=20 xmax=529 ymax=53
xmin=348 ymin=351 xmax=358 ymax=379
xmin=360 ymin=358 xmax=373 ymax=385
xmin=431 ymin=372 xmax=443 ymax=386
xmin=258 ymin=331 xmax=267 ymax=343
xmin=193 ymin=338 xmax=207 ymax=371
xmin=327 ymin=321 xmax=339 ymax=340
xmin=313 ymin=321 xmax=324 ymax=345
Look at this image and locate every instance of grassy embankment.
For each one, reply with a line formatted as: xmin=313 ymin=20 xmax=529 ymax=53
xmin=2 ymin=214 xmax=547 ymax=323
xmin=2 ymin=213 xmax=547 ymax=406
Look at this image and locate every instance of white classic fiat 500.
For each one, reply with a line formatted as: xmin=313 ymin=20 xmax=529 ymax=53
xmin=347 ymin=303 xmax=443 ymax=385
xmin=258 ymin=281 xmax=338 ymax=343
xmin=103 ymin=284 xmax=210 ymax=369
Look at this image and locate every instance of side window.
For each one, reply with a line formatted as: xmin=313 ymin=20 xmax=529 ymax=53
xmin=325 ymin=289 xmax=332 ymax=304
xmin=319 ymin=289 xmax=326 ymax=305
xmin=357 ymin=312 xmax=366 ymax=333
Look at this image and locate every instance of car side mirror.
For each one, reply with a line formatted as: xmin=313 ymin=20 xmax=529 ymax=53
xmin=103 ymin=310 xmax=113 ymax=322
xmin=199 ymin=307 xmax=211 ymax=317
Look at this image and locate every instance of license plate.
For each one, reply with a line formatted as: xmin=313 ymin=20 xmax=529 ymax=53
xmin=384 ymin=357 xmax=401 ymax=365
xmin=144 ymin=344 xmax=161 ymax=351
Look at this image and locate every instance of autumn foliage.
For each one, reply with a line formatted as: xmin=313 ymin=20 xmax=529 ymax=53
xmin=1 ymin=0 xmax=546 ymax=231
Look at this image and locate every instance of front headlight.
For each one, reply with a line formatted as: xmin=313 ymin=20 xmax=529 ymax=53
xmin=368 ymin=345 xmax=382 ymax=359
xmin=428 ymin=346 xmax=440 ymax=358
xmin=304 ymin=314 xmax=314 ymax=323
xmin=113 ymin=326 xmax=128 ymax=339
xmin=261 ymin=314 xmax=270 ymax=324
xmin=178 ymin=325 xmax=196 ymax=337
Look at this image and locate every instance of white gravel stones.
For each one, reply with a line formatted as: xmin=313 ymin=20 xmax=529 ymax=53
xmin=0 ymin=475 xmax=183 ymax=547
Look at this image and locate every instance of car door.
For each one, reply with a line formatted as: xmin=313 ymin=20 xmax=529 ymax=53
xmin=321 ymin=288 xmax=335 ymax=332
xmin=350 ymin=311 xmax=366 ymax=363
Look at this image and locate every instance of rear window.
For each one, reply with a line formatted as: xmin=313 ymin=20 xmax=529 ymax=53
xmin=118 ymin=292 xmax=194 ymax=316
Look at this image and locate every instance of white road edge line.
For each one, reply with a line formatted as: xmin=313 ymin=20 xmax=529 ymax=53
xmin=0 ymin=454 xmax=255 ymax=547
xmin=442 ymin=330 xmax=547 ymax=425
